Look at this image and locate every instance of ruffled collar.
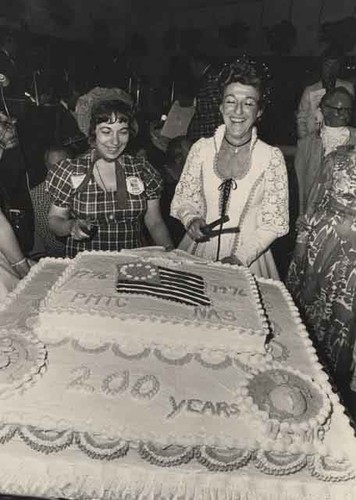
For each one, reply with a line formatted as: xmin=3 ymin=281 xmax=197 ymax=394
xmin=320 ymin=125 xmax=350 ymax=157
xmin=213 ymin=124 xmax=258 ymax=153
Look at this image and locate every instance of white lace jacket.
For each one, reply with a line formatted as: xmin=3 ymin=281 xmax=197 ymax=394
xmin=171 ymin=125 xmax=289 ymax=269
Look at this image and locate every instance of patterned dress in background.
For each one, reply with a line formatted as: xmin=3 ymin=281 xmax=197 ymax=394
xmin=287 ymin=145 xmax=356 ymax=392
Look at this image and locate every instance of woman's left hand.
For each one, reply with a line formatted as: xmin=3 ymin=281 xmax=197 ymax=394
xmin=220 ymin=255 xmax=244 ymax=266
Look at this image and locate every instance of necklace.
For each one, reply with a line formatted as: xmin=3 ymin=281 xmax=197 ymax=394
xmin=214 ymin=134 xmax=253 ymax=181
xmin=224 ymin=135 xmax=251 ymax=154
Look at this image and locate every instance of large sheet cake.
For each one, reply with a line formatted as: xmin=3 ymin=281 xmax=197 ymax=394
xmin=0 ymin=250 xmax=354 ymax=500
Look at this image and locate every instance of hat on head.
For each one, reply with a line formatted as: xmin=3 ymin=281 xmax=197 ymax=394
xmin=75 ymin=87 xmax=137 ymax=137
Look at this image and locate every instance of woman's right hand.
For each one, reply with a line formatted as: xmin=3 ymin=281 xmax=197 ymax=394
xmin=70 ymin=219 xmax=94 ymax=240
xmin=187 ymin=218 xmax=207 ymax=241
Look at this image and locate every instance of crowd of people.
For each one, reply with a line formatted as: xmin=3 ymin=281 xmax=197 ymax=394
xmin=1 ymin=27 xmax=356 ymax=423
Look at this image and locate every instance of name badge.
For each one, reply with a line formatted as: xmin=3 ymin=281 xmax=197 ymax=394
xmin=71 ymin=174 xmax=86 ymax=189
xmin=126 ymin=176 xmax=145 ymax=195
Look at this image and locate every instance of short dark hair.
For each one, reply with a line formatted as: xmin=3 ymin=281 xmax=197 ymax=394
xmin=218 ymin=58 xmax=270 ymax=109
xmin=88 ymin=99 xmax=137 ymax=145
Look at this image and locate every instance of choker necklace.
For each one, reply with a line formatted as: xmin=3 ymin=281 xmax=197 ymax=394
xmin=224 ymin=136 xmax=251 ymax=154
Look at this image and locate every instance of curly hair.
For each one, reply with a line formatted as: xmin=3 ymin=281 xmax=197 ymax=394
xmin=218 ymin=57 xmax=271 ymax=108
xmin=88 ymin=99 xmax=137 ymax=145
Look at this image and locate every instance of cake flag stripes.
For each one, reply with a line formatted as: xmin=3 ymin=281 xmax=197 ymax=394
xmin=117 ymin=262 xmax=211 ymax=307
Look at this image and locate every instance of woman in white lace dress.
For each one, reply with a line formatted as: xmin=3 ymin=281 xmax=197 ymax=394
xmin=171 ymin=59 xmax=289 ymax=278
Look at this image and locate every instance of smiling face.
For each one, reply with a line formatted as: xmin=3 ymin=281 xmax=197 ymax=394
xmin=95 ymin=114 xmax=130 ymax=161
xmin=321 ymin=91 xmax=353 ymax=128
xmin=220 ymin=82 xmax=262 ymax=143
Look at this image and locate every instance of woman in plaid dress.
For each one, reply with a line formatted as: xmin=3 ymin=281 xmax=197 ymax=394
xmin=46 ymin=96 xmax=173 ymax=257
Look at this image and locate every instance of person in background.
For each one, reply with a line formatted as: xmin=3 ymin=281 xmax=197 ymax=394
xmin=297 ymin=51 xmax=353 ymax=139
xmin=187 ymin=52 xmax=223 ymax=142
xmin=47 ymin=89 xmax=173 ymax=257
xmin=295 ymin=87 xmax=356 ymax=216
xmin=0 ymin=110 xmax=34 ymax=254
xmin=0 ymin=30 xmax=18 ymax=95
xmin=160 ymin=136 xmax=192 ymax=246
xmin=164 ymin=136 xmax=192 ymax=186
xmin=56 ymin=81 xmax=89 ymax=156
xmin=19 ymin=83 xmax=88 ymax=192
xmin=171 ymin=58 xmax=289 ymax=279
xmin=287 ymin=107 xmax=356 ymax=409
xmin=0 ymin=206 xmax=31 ymax=298
xmin=30 ymin=146 xmax=69 ymax=258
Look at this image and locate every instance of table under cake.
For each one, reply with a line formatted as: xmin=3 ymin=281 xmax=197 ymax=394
xmin=0 ymin=255 xmax=355 ymax=500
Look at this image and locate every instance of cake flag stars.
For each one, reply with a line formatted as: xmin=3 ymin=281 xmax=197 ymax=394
xmin=116 ymin=262 xmax=211 ymax=307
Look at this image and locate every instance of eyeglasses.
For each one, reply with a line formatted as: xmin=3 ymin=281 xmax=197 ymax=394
xmin=323 ymin=104 xmax=352 ymax=115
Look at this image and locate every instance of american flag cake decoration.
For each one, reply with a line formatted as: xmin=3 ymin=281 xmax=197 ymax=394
xmin=116 ymin=262 xmax=211 ymax=307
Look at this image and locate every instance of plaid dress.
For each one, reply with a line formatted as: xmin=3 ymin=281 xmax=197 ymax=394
xmin=30 ymin=182 xmax=66 ymax=257
xmin=46 ymin=151 xmax=162 ymax=257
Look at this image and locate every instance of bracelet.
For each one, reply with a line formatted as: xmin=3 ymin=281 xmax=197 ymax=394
xmin=10 ymin=257 xmax=27 ymax=268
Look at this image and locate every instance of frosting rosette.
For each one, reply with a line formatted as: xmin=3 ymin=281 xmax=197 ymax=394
xmin=0 ymin=329 xmax=47 ymax=398
xmin=238 ymin=363 xmax=332 ymax=452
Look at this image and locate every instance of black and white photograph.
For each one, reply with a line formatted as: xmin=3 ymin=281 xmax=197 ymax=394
xmin=0 ymin=1 xmax=355 ymax=499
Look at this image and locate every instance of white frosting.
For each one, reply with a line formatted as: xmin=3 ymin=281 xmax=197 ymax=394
xmin=0 ymin=249 xmax=334 ymax=456
xmin=0 ymin=328 xmax=331 ymax=454
xmin=36 ymin=250 xmax=269 ymax=354
xmin=238 ymin=362 xmax=331 ymax=453
xmin=0 ymin=250 xmax=354 ymax=488
xmin=0 ymin=329 xmax=47 ymax=398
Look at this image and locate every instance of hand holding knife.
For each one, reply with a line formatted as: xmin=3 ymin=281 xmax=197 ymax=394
xmin=198 ymin=215 xmax=240 ymax=242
